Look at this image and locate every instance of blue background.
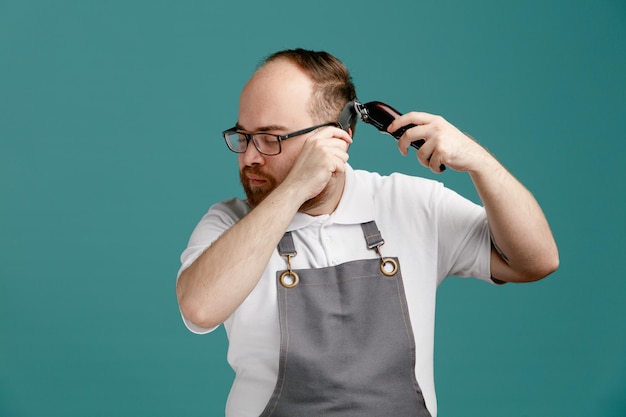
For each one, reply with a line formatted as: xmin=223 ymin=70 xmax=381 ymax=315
xmin=1 ymin=0 xmax=625 ymax=415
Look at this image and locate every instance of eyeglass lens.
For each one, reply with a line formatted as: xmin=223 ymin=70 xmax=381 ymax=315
xmin=226 ymin=132 xmax=281 ymax=155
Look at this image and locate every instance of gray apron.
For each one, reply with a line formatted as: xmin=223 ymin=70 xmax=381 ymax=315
xmin=259 ymin=221 xmax=432 ymax=417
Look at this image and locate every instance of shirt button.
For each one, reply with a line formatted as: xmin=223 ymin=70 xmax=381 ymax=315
xmin=324 ymin=237 xmax=332 ymax=244
xmin=331 ymin=259 xmax=338 ymax=266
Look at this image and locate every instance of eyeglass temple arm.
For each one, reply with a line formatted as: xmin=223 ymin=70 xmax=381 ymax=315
xmin=337 ymin=100 xmax=359 ymax=132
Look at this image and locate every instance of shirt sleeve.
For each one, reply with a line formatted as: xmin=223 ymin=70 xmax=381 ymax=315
xmin=433 ymin=184 xmax=493 ymax=284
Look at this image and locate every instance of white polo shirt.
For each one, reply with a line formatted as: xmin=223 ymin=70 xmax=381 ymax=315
xmin=178 ymin=164 xmax=492 ymax=417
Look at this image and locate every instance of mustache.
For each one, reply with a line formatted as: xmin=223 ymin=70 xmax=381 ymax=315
xmin=241 ymin=165 xmax=272 ymax=181
xmin=241 ymin=165 xmax=269 ymax=179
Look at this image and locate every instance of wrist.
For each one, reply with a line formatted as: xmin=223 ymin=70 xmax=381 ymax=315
xmin=467 ymin=148 xmax=502 ymax=177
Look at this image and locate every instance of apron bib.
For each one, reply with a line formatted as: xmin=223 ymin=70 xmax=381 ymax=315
xmin=259 ymin=221 xmax=431 ymax=417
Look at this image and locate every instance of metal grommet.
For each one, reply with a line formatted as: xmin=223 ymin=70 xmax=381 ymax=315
xmin=279 ymin=270 xmax=300 ymax=288
xmin=380 ymin=258 xmax=398 ymax=277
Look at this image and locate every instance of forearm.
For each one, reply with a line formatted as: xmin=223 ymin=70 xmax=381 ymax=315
xmin=469 ymin=153 xmax=559 ymax=282
xmin=177 ymin=126 xmax=352 ymax=328
xmin=176 ymin=186 xmax=303 ymax=329
xmin=386 ymin=111 xmax=558 ymax=281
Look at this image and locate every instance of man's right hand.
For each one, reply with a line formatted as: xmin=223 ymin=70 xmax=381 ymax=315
xmin=281 ymin=126 xmax=353 ymax=208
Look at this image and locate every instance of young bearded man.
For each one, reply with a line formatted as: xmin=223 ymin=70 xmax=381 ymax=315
xmin=176 ymin=48 xmax=559 ymax=417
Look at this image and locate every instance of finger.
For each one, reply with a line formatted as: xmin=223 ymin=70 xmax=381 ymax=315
xmin=416 ymin=146 xmax=433 ymax=169
xmin=408 ymin=127 xmax=447 ymax=173
xmin=304 ymin=130 xmax=352 ymax=156
xmin=332 ymin=153 xmax=350 ymax=176
xmin=322 ymin=126 xmax=353 ymax=146
xmin=427 ymin=151 xmax=447 ymax=173
xmin=410 ymin=129 xmax=438 ymax=165
xmin=387 ymin=112 xmax=440 ymax=134
xmin=396 ymin=123 xmax=429 ymax=155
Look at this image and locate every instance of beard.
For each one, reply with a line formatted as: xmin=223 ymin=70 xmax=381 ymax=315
xmin=240 ymin=165 xmax=278 ymax=208
xmin=240 ymin=165 xmax=332 ymax=212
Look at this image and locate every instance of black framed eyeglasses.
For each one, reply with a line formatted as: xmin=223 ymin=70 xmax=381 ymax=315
xmin=222 ymin=122 xmax=338 ymax=156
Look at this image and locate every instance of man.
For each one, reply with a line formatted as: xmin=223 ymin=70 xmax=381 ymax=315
xmin=176 ymin=49 xmax=558 ymax=416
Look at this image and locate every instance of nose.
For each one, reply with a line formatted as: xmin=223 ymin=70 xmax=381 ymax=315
xmin=240 ymin=140 xmax=265 ymax=166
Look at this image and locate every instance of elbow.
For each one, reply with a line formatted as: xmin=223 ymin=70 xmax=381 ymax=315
xmin=539 ymin=243 xmax=560 ymax=279
xmin=493 ymin=241 xmax=559 ymax=283
xmin=178 ymin=296 xmax=224 ymax=330
xmin=181 ymin=305 xmax=223 ymax=330
xmin=523 ymin=250 xmax=560 ymax=282
xmin=540 ymin=252 xmax=560 ymax=279
xmin=176 ymin=281 xmax=224 ymax=330
xmin=546 ymin=250 xmax=560 ymax=275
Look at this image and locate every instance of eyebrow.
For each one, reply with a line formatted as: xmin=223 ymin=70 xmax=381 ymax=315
xmin=235 ymin=122 xmax=289 ymax=133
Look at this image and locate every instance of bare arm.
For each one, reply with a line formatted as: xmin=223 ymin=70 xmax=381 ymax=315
xmin=468 ymin=154 xmax=558 ymax=282
xmin=388 ymin=113 xmax=559 ymax=282
xmin=176 ymin=127 xmax=352 ymax=329
xmin=176 ymin=184 xmax=303 ymax=330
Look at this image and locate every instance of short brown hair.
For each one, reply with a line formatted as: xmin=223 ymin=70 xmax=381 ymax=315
xmin=262 ymin=49 xmax=357 ymax=130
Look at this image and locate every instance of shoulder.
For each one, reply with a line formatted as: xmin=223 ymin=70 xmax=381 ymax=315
xmin=207 ymin=197 xmax=251 ymax=222
xmin=352 ymin=168 xmax=445 ymax=200
xmin=350 ymin=169 xmax=483 ymax=225
xmin=187 ymin=198 xmax=250 ymax=244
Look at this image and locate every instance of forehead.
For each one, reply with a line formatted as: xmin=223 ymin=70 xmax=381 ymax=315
xmin=238 ymin=61 xmax=314 ymax=131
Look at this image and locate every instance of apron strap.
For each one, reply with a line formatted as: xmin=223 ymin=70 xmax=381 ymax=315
xmin=278 ymin=231 xmax=297 ymax=257
xmin=279 ymin=223 xmax=385 ymax=253
xmin=361 ymin=220 xmax=384 ymax=249
xmin=362 ymin=221 xmax=398 ymax=276
xmin=277 ymin=232 xmax=299 ymax=288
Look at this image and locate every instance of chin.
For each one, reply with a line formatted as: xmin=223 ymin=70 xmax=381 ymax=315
xmin=244 ymin=188 xmax=269 ymax=208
